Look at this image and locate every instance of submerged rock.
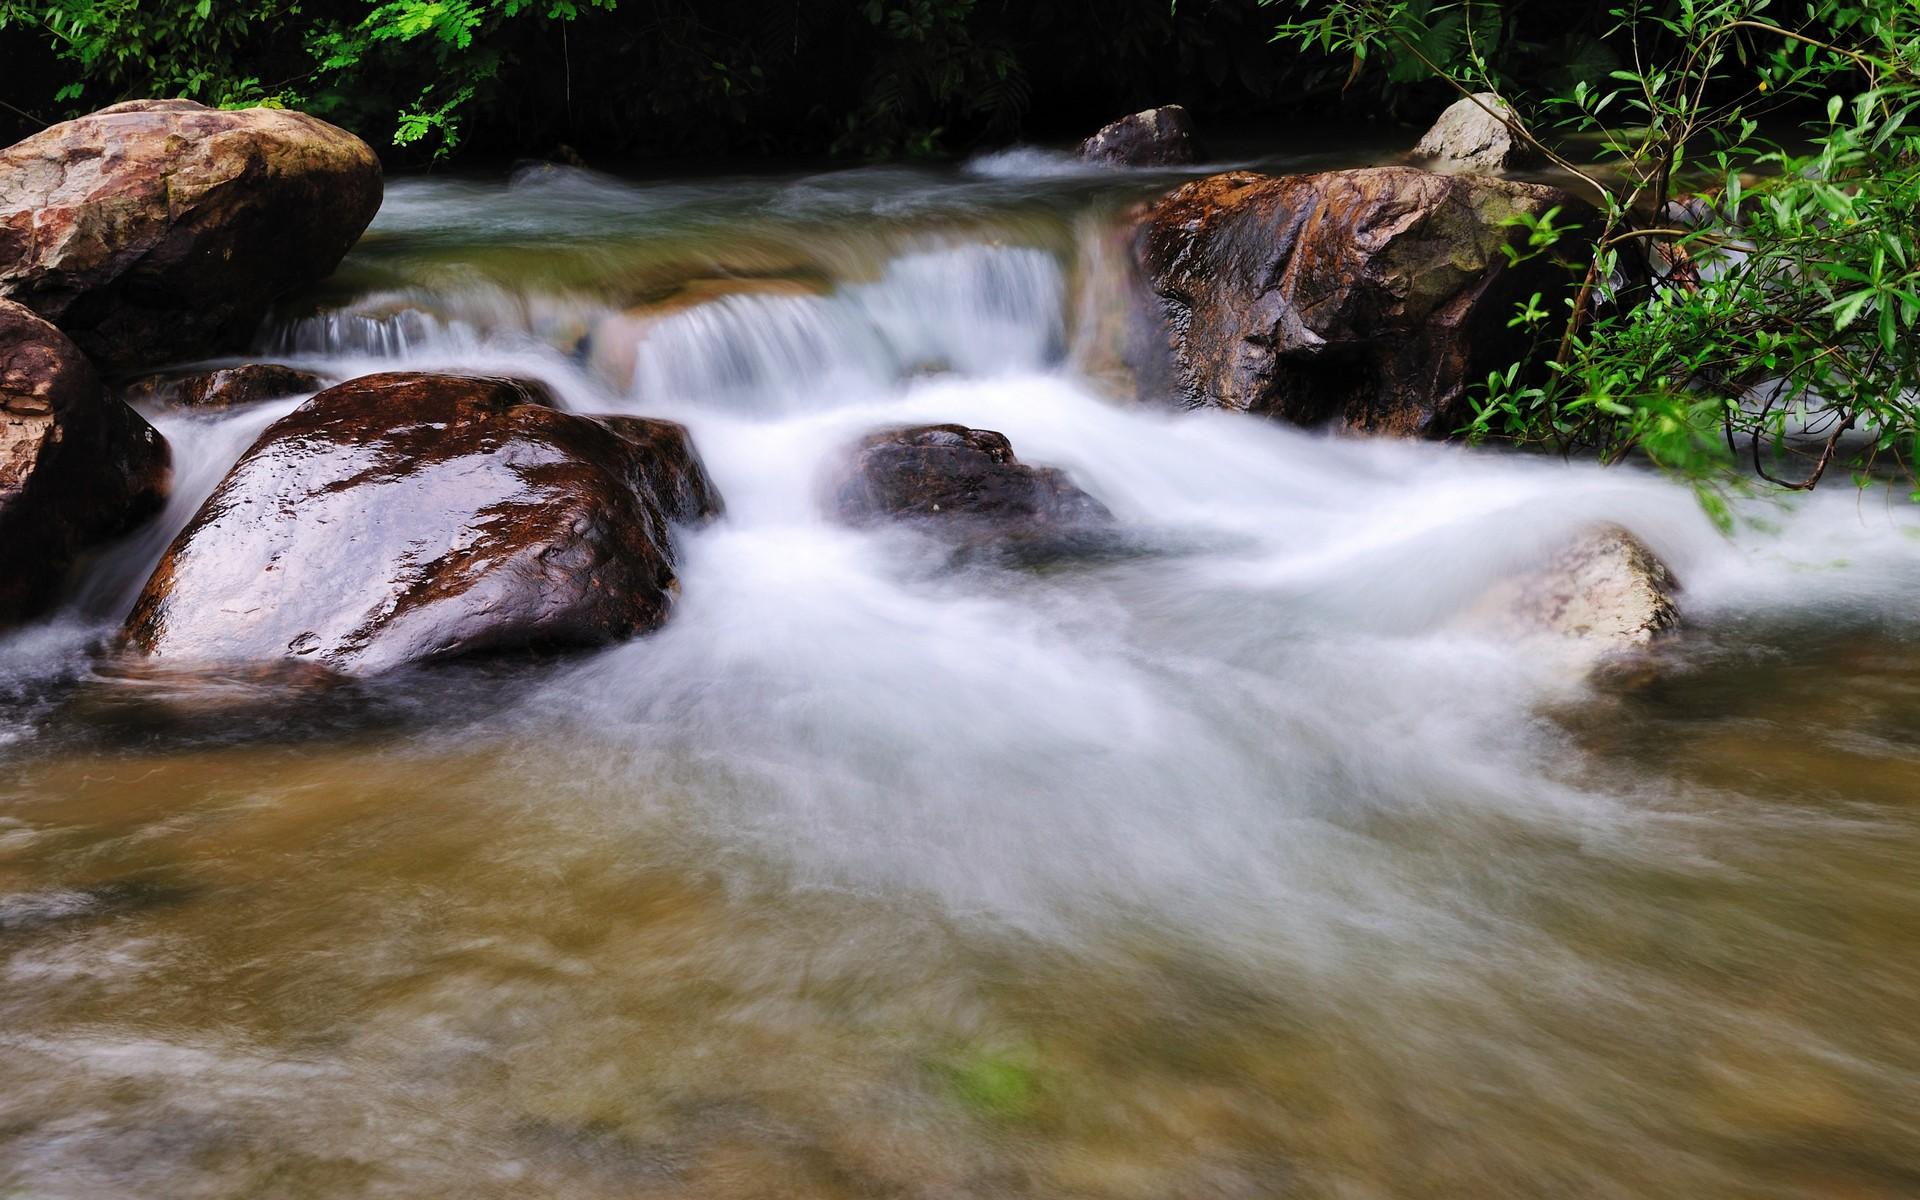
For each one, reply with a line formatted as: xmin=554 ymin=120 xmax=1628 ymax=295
xmin=0 ymin=299 xmax=170 ymax=625
xmin=1411 ymin=93 xmax=1532 ymax=175
xmin=0 ymin=876 xmax=193 ymax=934
xmin=1080 ymin=105 xmax=1200 ymax=167
xmin=1134 ymin=167 xmax=1585 ymax=436
xmin=0 ymin=100 xmax=382 ymax=370
xmin=123 ymin=372 xmax=722 ymax=676
xmin=119 ymin=363 xmax=328 ymax=410
xmin=828 ymin=424 xmax=1111 ymax=549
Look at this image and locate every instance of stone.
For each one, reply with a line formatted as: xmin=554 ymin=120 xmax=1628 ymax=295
xmin=1411 ymin=92 xmax=1532 ymax=175
xmin=0 ymin=100 xmax=382 ymax=370
xmin=1513 ymin=526 xmax=1680 ymax=647
xmin=118 ymin=363 xmax=328 ymax=410
xmin=1134 ymin=167 xmax=1586 ymax=436
xmin=0 ymin=299 xmax=169 ymax=624
xmin=123 ymin=372 xmax=723 ymax=676
xmin=828 ymin=424 xmax=1111 ymax=532
xmin=1469 ymin=525 xmax=1681 ymax=672
xmin=597 ymin=415 xmax=726 ymax=526
xmin=1080 ymin=106 xmax=1200 ymax=167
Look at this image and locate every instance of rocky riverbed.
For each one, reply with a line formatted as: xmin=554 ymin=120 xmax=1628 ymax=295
xmin=2 ymin=103 xmax=1918 ymax=1199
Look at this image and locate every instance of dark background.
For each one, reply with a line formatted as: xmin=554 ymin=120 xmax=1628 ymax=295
xmin=0 ymin=1 xmax=1634 ymax=165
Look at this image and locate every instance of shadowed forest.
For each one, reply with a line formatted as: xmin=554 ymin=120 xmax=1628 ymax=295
xmin=3 ymin=0 xmax=1706 ymax=162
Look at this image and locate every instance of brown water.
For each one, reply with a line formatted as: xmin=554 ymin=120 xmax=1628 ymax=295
xmin=3 ymin=149 xmax=1919 ymax=1198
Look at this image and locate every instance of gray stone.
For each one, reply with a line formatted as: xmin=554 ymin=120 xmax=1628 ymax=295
xmin=1468 ymin=526 xmax=1681 ymax=676
xmin=1412 ymin=93 xmax=1532 ymax=175
xmin=1080 ymin=106 xmax=1199 ymax=167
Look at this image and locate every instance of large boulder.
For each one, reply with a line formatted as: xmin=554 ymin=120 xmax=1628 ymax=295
xmin=0 ymin=299 xmax=169 ymax=624
xmin=1079 ymin=106 xmax=1200 ymax=167
xmin=829 ymin=424 xmax=1110 ymax=532
xmin=123 ymin=373 xmax=722 ymax=676
xmin=0 ymin=100 xmax=382 ymax=370
xmin=1411 ymin=93 xmax=1532 ymax=175
xmin=118 ymin=363 xmax=328 ymax=410
xmin=1134 ymin=167 xmax=1585 ymax=435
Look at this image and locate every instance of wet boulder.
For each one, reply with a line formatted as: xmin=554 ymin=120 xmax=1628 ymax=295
xmin=1135 ymin=167 xmax=1586 ymax=436
xmin=598 ymin=415 xmax=726 ymax=525
xmin=0 ymin=299 xmax=169 ymax=625
xmin=123 ymin=372 xmax=722 ymax=676
xmin=1411 ymin=93 xmax=1532 ymax=175
xmin=829 ymin=424 xmax=1111 ymax=538
xmin=0 ymin=100 xmax=382 ymax=370
xmin=1080 ymin=105 xmax=1200 ymax=167
xmin=119 ymin=363 xmax=328 ymax=410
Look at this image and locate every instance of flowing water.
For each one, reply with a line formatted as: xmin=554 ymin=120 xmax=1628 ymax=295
xmin=4 ymin=149 xmax=1920 ymax=1199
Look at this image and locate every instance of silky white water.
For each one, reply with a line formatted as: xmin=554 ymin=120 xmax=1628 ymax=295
xmin=4 ymin=158 xmax=1920 ymax=1199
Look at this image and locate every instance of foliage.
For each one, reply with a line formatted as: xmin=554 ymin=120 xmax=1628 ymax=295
xmin=0 ymin=0 xmax=300 ymax=108
xmin=0 ymin=0 xmax=1309 ymax=161
xmin=0 ymin=0 xmax=619 ymax=156
xmin=309 ymin=0 xmax=615 ymax=155
xmin=1271 ymin=0 xmax=1920 ymax=505
xmin=833 ymin=0 xmax=1028 ymax=159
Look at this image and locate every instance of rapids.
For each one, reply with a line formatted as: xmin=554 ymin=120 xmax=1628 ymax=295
xmin=4 ymin=151 xmax=1920 ymax=1199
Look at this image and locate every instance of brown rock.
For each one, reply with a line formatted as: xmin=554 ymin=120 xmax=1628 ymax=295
xmin=1134 ymin=167 xmax=1586 ymax=435
xmin=829 ymin=424 xmax=1111 ymax=530
xmin=0 ymin=100 xmax=382 ymax=370
xmin=597 ymin=415 xmax=726 ymax=525
xmin=123 ymin=372 xmax=723 ymax=675
xmin=119 ymin=363 xmax=328 ymax=410
xmin=1080 ymin=106 xmax=1200 ymax=167
xmin=0 ymin=299 xmax=169 ymax=624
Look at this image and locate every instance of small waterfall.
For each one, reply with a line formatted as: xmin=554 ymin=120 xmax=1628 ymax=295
xmin=851 ymin=243 xmax=1066 ymax=378
xmin=268 ymin=307 xmax=454 ymax=358
xmin=265 ymin=284 xmax=611 ymax=361
xmin=611 ymin=242 xmax=1068 ymax=412
xmin=625 ymin=293 xmax=894 ymax=412
xmin=257 ymin=242 xmax=1068 ymax=417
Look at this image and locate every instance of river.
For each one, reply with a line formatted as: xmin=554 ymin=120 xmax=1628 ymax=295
xmin=3 ymin=148 xmax=1919 ymax=1198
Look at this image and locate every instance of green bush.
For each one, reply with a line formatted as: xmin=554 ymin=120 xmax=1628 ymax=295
xmin=0 ymin=0 xmax=1324 ymax=160
xmin=1273 ymin=0 xmax=1920 ymax=509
